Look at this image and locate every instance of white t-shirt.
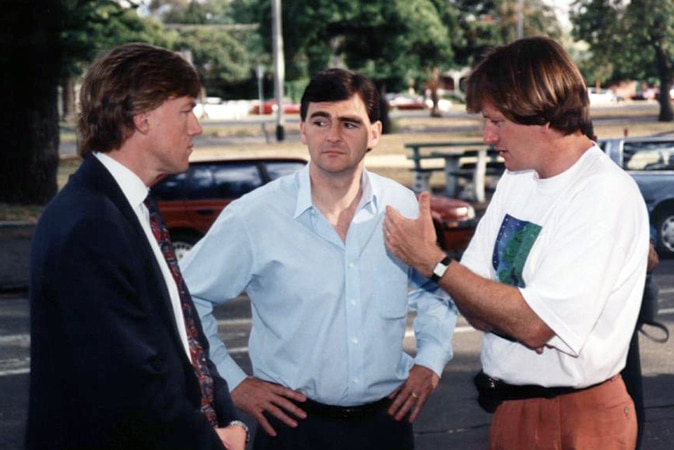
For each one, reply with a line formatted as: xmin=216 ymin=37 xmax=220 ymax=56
xmin=461 ymin=145 xmax=649 ymax=388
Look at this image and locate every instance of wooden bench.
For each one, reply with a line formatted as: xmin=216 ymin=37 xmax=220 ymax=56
xmin=405 ymin=142 xmax=503 ymax=202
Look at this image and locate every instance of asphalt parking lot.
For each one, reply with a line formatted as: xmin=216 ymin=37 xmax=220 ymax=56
xmin=1 ymin=222 xmax=674 ymax=449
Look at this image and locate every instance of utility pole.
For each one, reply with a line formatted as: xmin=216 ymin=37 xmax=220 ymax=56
xmin=271 ymin=0 xmax=285 ymax=141
xmin=256 ymin=64 xmax=264 ymax=116
xmin=517 ymin=0 xmax=524 ymax=39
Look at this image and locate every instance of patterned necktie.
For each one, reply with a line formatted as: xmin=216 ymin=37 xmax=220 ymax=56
xmin=144 ymin=195 xmax=218 ymax=427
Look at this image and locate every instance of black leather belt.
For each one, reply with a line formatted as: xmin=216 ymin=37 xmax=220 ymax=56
xmin=474 ymin=370 xmax=616 ymax=413
xmin=300 ymin=397 xmax=391 ymax=421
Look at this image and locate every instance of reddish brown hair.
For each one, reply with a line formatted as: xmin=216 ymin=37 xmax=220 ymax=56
xmin=77 ymin=43 xmax=201 ymax=156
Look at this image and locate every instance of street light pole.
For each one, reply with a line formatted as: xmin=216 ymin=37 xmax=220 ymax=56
xmin=256 ymin=64 xmax=264 ymax=116
xmin=517 ymin=0 xmax=524 ymax=39
xmin=271 ymin=0 xmax=285 ymax=141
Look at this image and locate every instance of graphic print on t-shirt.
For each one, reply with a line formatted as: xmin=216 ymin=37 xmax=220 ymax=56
xmin=492 ymin=214 xmax=542 ymax=288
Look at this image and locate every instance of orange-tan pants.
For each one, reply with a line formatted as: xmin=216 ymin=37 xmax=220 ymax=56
xmin=489 ymin=375 xmax=637 ymax=450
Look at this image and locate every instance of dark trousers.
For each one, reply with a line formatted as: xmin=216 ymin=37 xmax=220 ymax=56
xmin=252 ymin=407 xmax=414 ymax=450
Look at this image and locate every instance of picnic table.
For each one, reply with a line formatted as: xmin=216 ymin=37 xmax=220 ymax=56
xmin=405 ymin=141 xmax=504 ymax=202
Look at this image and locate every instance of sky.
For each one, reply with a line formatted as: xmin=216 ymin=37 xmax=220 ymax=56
xmin=545 ymin=0 xmax=573 ymax=31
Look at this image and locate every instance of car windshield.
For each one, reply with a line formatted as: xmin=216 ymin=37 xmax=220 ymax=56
xmin=188 ymin=163 xmax=263 ymax=199
xmin=151 ymin=172 xmax=188 ymax=200
xmin=623 ymin=141 xmax=674 ymax=171
xmin=266 ymin=161 xmax=306 ymax=179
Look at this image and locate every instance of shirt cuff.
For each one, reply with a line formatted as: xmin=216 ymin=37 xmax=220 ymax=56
xmin=414 ymin=342 xmax=453 ymax=378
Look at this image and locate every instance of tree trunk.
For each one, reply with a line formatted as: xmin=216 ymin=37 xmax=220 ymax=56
xmin=377 ymin=84 xmax=391 ymax=135
xmin=655 ymin=45 xmax=674 ymax=122
xmin=427 ymin=67 xmax=442 ymax=118
xmin=61 ymin=75 xmax=77 ymax=123
xmin=0 ymin=0 xmax=60 ymax=205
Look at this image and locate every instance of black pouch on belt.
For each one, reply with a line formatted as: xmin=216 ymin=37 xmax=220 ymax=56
xmin=473 ymin=370 xmax=591 ymax=413
xmin=473 ymin=370 xmax=503 ymax=413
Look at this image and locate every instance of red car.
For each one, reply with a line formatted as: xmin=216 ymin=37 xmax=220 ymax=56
xmin=249 ymin=99 xmax=301 ymax=115
xmin=151 ymin=156 xmax=476 ymax=259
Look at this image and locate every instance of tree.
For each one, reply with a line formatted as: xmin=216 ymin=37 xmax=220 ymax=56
xmin=625 ymin=0 xmax=674 ymax=121
xmin=451 ymin=0 xmax=562 ymax=67
xmin=151 ymin=0 xmax=260 ymax=99
xmin=569 ymin=0 xmax=622 ymax=89
xmin=1 ymin=0 xmax=168 ymax=205
xmin=338 ymin=0 xmax=456 ymax=93
xmin=571 ymin=0 xmax=674 ymax=121
xmin=174 ymin=27 xmax=251 ymax=99
xmin=245 ymin=0 xmax=458 ymax=127
xmin=59 ymin=1 xmax=169 ymax=120
xmin=0 ymin=0 xmax=60 ymax=204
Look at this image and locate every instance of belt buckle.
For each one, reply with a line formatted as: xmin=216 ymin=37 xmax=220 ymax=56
xmin=339 ymin=406 xmax=357 ymax=420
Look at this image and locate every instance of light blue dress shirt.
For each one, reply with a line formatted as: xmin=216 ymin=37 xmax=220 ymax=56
xmin=181 ymin=165 xmax=457 ymax=406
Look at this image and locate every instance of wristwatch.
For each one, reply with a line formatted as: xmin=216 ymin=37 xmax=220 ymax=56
xmin=228 ymin=420 xmax=250 ymax=442
xmin=430 ymin=256 xmax=453 ymax=282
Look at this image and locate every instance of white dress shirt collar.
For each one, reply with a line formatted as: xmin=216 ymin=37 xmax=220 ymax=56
xmin=93 ymin=152 xmax=149 ymax=209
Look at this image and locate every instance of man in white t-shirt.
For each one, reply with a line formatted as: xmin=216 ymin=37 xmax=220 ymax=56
xmin=384 ymin=36 xmax=650 ymax=449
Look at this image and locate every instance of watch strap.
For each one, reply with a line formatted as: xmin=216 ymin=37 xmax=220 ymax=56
xmin=430 ymin=256 xmax=453 ymax=282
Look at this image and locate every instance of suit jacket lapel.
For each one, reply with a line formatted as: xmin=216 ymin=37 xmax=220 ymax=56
xmin=75 ymin=156 xmax=192 ymax=364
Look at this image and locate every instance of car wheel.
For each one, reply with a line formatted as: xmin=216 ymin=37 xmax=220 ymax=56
xmin=655 ymin=209 xmax=674 ymax=257
xmin=170 ymin=231 xmax=202 ymax=260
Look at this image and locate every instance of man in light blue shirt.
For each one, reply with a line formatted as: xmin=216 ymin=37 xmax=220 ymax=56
xmin=181 ymin=68 xmax=457 ymax=450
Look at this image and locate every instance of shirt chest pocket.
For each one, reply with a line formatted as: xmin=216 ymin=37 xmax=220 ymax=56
xmin=372 ymin=263 xmax=410 ymax=319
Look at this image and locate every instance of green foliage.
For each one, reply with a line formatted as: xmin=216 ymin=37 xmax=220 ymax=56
xmin=59 ymin=0 xmax=254 ymax=88
xmin=58 ymin=0 xmax=567 ymax=101
xmin=451 ymin=0 xmax=561 ymax=67
xmin=572 ymin=0 xmax=674 ymax=120
xmin=144 ymin=0 xmax=264 ymax=98
xmin=174 ymin=27 xmax=251 ymax=97
xmin=229 ymin=0 xmax=263 ymax=24
xmin=570 ymin=0 xmax=623 ymax=83
xmin=338 ymin=0 xmax=455 ymax=91
xmin=572 ymin=0 xmax=674 ymax=83
xmin=250 ymin=0 xmax=457 ymax=92
xmin=156 ymin=0 xmax=242 ymax=24
xmin=60 ymin=0 xmax=169 ymax=78
xmin=624 ymin=0 xmax=674 ymax=78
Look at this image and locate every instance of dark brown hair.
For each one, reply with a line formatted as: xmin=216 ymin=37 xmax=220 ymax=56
xmin=465 ymin=36 xmax=590 ymax=135
xmin=300 ymin=68 xmax=380 ymax=123
xmin=77 ymin=43 xmax=201 ymax=156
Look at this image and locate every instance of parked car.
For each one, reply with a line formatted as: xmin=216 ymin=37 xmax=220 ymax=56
xmin=249 ymin=99 xmax=301 ymax=115
xmin=599 ymin=136 xmax=674 ymax=257
xmin=588 ymin=87 xmax=623 ymax=104
xmin=386 ymin=93 xmax=427 ymax=110
xmin=631 ymin=88 xmax=659 ymax=101
xmin=385 ymin=92 xmax=452 ymax=113
xmin=151 ymin=156 xmax=477 ymax=259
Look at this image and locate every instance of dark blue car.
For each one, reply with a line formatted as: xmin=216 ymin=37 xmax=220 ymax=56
xmin=599 ymin=136 xmax=674 ymax=257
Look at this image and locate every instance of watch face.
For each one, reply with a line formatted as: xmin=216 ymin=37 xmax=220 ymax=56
xmin=432 ymin=256 xmax=452 ymax=280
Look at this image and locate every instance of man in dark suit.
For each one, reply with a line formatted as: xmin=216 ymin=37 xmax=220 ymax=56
xmin=27 ymin=43 xmax=247 ymax=450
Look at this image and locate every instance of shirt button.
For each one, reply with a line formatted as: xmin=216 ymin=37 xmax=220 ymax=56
xmin=352 ymin=337 xmax=359 ymax=344
xmin=352 ymin=378 xmax=359 ymax=384
xmin=350 ymin=299 xmax=358 ymax=306
xmin=348 ymin=262 xmax=356 ymax=269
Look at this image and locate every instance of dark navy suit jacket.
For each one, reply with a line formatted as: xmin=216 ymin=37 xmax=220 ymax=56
xmin=27 ymin=156 xmax=237 ymax=449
